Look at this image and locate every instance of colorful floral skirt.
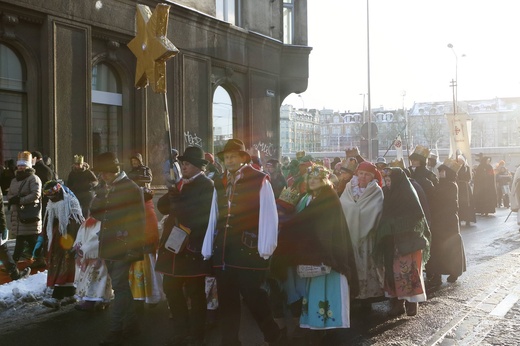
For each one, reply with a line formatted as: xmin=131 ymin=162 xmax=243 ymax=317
xmin=300 ymin=270 xmax=350 ymax=329
xmin=384 ymin=249 xmax=426 ymax=302
xmin=129 ymin=253 xmax=165 ymax=304
xmin=74 ymin=258 xmax=112 ymax=302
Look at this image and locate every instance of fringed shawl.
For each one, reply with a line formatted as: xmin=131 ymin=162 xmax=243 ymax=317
xmin=45 ymin=186 xmax=85 ymax=251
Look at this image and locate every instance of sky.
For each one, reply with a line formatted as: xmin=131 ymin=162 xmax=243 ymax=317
xmin=283 ymin=0 xmax=520 ymax=112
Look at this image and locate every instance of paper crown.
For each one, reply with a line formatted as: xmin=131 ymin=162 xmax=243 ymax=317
xmin=73 ymin=154 xmax=84 ymax=164
xmin=440 ymin=158 xmax=463 ymax=174
xmin=278 ymin=187 xmax=300 ymax=207
xmin=296 ymin=151 xmax=306 ymax=160
xmin=409 ymin=145 xmax=430 ymax=161
xmin=340 ymin=158 xmax=358 ymax=173
xmin=17 ymin=151 xmax=32 ymax=167
xmin=388 ymin=158 xmax=405 ymax=169
xmin=345 ymin=147 xmax=360 ymax=158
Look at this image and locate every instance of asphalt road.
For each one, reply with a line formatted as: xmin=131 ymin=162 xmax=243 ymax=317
xmin=1 ymin=207 xmax=519 ymax=346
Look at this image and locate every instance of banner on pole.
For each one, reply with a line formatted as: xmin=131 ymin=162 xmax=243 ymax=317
xmin=446 ymin=113 xmax=472 ymax=168
xmin=393 ymin=134 xmax=403 ymax=161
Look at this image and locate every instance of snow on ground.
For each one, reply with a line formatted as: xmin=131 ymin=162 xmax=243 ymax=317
xmin=0 ymin=271 xmax=49 ymax=310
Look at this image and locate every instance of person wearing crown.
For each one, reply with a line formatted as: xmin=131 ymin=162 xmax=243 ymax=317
xmin=66 ymin=154 xmax=98 ymax=218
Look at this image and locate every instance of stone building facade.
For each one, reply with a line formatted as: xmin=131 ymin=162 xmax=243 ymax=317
xmin=0 ymin=0 xmax=310 ymax=183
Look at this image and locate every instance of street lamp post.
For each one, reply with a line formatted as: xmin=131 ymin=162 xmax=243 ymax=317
xmin=366 ymin=0 xmax=373 ymax=161
xmin=447 ymin=43 xmax=465 ymax=114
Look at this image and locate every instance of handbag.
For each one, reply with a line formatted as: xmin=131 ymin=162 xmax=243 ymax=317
xmin=395 ymin=232 xmax=427 ymax=255
xmin=164 ymin=224 xmax=191 ymax=254
xmin=296 ymin=264 xmax=331 ymax=278
xmin=16 ymin=180 xmax=41 ymax=224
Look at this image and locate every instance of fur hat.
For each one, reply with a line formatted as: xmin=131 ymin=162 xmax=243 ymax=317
xmin=178 ymin=146 xmax=209 ymax=169
xmin=409 ymin=145 xmax=430 ymax=162
xmin=17 ymin=151 xmax=32 ymax=167
xmin=73 ymin=154 xmax=84 ymax=165
xmin=439 ymin=158 xmax=462 ymax=174
xmin=94 ymin=152 xmax=122 ymax=173
xmin=217 ymin=139 xmax=251 ymax=162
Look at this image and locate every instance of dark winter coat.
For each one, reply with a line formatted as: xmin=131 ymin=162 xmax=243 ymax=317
xmin=90 ymin=172 xmax=146 ymax=262
xmin=66 ymin=163 xmax=98 ymax=216
xmin=155 ymin=173 xmax=214 ymax=276
xmin=7 ymin=168 xmax=42 ymax=236
xmin=33 ymin=160 xmax=53 ymax=186
xmin=410 ymin=165 xmax=438 ymax=203
xmin=426 ymin=173 xmax=466 ymax=277
xmin=275 ymin=185 xmax=359 ymax=298
xmin=127 ymin=153 xmax=153 ymax=187
xmin=473 ymin=162 xmax=497 ymax=214
xmin=457 ymin=164 xmax=476 ymax=222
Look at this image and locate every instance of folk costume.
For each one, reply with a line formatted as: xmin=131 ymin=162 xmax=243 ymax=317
xmin=156 ymin=146 xmax=213 ymax=346
xmin=375 ymin=167 xmax=430 ymax=316
xmin=426 ymin=159 xmax=467 ymax=285
xmin=202 ymin=139 xmax=282 ymax=346
xmin=73 ymin=217 xmax=112 ymax=310
xmin=339 ymin=164 xmax=384 ymax=300
xmin=43 ymin=181 xmax=84 ymax=304
xmin=277 ymin=166 xmax=359 ymax=330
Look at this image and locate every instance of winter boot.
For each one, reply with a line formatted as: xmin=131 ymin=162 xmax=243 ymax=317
xmin=10 ymin=267 xmax=31 ymax=281
xmin=405 ymin=301 xmax=418 ymax=316
xmin=388 ymin=298 xmax=405 ymax=317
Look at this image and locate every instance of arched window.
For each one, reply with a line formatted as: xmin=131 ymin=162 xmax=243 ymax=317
xmin=91 ymin=63 xmax=122 ymax=157
xmin=0 ymin=43 xmax=26 ymax=162
xmin=212 ymin=86 xmax=234 ymax=154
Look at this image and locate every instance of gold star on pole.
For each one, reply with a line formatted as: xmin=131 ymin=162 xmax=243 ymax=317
xmin=127 ymin=4 xmax=179 ymax=94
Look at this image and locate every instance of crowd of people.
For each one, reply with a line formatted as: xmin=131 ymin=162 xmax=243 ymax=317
xmin=0 ymin=141 xmax=519 ymax=346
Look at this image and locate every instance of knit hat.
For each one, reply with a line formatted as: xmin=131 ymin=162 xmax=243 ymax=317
xmin=356 ymin=161 xmax=383 ymax=187
xmin=375 ymin=156 xmax=387 ymax=168
xmin=73 ymin=154 xmax=84 ymax=165
xmin=17 ymin=151 xmax=32 ymax=167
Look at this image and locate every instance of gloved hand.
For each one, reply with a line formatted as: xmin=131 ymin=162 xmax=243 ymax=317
xmin=8 ymin=196 xmax=20 ymax=206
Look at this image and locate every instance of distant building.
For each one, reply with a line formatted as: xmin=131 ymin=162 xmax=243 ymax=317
xmin=280 ymin=105 xmax=320 ymax=154
xmin=281 ymin=97 xmax=520 ymax=165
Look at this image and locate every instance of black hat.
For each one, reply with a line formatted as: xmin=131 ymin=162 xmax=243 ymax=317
xmin=178 ymin=147 xmax=209 ymax=169
xmin=216 ymin=139 xmax=251 ymax=162
xmin=31 ymin=151 xmax=43 ymax=159
xmin=94 ymin=152 xmax=122 ymax=173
